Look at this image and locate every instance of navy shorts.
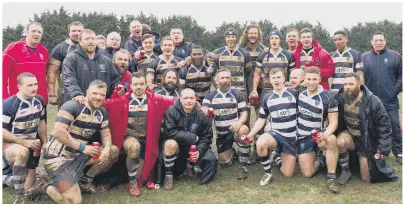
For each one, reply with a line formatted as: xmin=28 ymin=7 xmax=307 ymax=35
xmin=297 ymin=136 xmax=318 ymax=155
xmin=216 ymin=133 xmax=235 ymax=154
xmin=270 ymin=131 xmax=298 ymax=156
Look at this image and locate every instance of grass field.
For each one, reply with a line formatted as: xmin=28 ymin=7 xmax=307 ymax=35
xmin=2 ymin=99 xmax=403 ymax=204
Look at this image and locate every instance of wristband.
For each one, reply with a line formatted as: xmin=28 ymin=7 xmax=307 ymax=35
xmin=78 ymin=143 xmax=85 ymax=152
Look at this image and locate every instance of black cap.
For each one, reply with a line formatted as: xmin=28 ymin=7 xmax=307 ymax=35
xmin=224 ymin=28 xmax=238 ymax=38
xmin=268 ymin=30 xmax=282 ymax=38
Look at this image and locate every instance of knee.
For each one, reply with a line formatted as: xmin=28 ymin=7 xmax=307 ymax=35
xmin=326 ymin=135 xmax=337 ymax=149
xmin=256 ymin=136 xmax=269 ymax=156
xmin=127 ymin=143 xmax=141 ymax=159
xmin=65 ymin=196 xmax=82 ymax=204
xmin=17 ymin=147 xmax=30 ymax=161
xmin=164 ymin=140 xmax=178 ymax=155
xmin=109 ymin=145 xmax=119 ymax=159
xmin=337 ymin=138 xmax=346 ymax=152
xmin=301 ymin=170 xmax=313 ymax=178
xmin=281 ymin=170 xmax=294 ymax=178
xmin=237 ymin=125 xmax=249 ymax=136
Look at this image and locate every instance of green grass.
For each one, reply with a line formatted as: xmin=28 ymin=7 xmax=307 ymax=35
xmin=2 ymin=103 xmax=403 ymax=204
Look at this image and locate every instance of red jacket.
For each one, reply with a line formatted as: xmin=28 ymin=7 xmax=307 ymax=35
xmin=104 ymin=88 xmax=175 ymax=185
xmin=120 ymin=71 xmax=132 ymax=89
xmin=292 ymin=39 xmax=334 ymax=90
xmin=3 ymin=39 xmax=49 ymax=103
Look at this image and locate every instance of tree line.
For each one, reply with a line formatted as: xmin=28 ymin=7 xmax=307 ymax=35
xmin=2 ymin=6 xmax=402 ymax=55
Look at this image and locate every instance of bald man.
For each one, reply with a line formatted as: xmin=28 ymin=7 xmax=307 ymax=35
xmin=289 ymin=69 xmax=305 ymax=89
xmin=100 ymin=32 xmax=122 ymax=59
xmin=162 ymin=88 xmax=217 ymax=189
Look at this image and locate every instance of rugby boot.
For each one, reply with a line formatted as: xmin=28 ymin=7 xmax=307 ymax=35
xmin=237 ymin=165 xmax=248 ymax=180
xmin=394 ymin=154 xmax=402 ymax=165
xmin=128 ymin=180 xmax=141 ymax=197
xmin=163 ymin=175 xmax=174 ymax=190
xmin=259 ymin=173 xmax=273 ymax=186
xmin=338 ymin=169 xmax=352 ymax=185
xmin=25 ymin=177 xmax=49 ymax=201
xmin=79 ymin=182 xmax=97 ymax=194
xmin=327 ymin=179 xmax=340 ymax=194
xmin=13 ymin=195 xmax=24 ymax=204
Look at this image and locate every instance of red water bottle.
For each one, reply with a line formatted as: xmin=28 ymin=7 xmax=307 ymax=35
xmin=140 ymin=50 xmax=145 ymax=56
xmin=33 ymin=149 xmax=40 ymax=157
xmin=240 ymin=135 xmax=254 ymax=144
xmin=92 ymin=142 xmax=100 ymax=160
xmin=207 ymin=108 xmax=214 ymax=119
xmin=189 ymin=145 xmax=197 ymax=162
xmin=311 ymin=130 xmax=319 ymax=144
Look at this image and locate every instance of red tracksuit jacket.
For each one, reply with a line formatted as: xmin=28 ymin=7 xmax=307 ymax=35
xmin=292 ymin=39 xmax=335 ymax=90
xmin=3 ymin=39 xmax=49 ymax=103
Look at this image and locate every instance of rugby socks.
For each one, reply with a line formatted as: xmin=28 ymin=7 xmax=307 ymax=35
xmin=126 ymin=156 xmax=140 ymax=185
xmin=12 ymin=165 xmax=27 ymax=197
xmin=260 ymin=154 xmax=272 ymax=174
xmin=237 ymin=143 xmax=251 ymax=166
xmin=338 ymin=151 xmax=350 ymax=171
xmin=327 ymin=173 xmax=337 ymax=180
xmin=81 ymin=173 xmax=95 ymax=184
xmin=273 ymin=150 xmax=282 ymax=168
xmin=163 ymin=154 xmax=177 ymax=175
xmin=2 ymin=175 xmax=14 ymax=189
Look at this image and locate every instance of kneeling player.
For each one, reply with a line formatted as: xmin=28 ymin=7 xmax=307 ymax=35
xmin=201 ymin=69 xmax=250 ymax=179
xmin=336 ymin=73 xmax=397 ymax=184
xmin=26 ymin=80 xmax=119 ymax=204
xmin=2 ymin=73 xmax=47 ymax=204
xmin=296 ymin=66 xmax=339 ymax=193
xmin=246 ymin=68 xmax=298 ymax=186
xmin=162 ymin=89 xmax=218 ymax=189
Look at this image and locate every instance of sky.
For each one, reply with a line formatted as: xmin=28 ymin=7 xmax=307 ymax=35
xmin=2 ymin=2 xmax=403 ymax=33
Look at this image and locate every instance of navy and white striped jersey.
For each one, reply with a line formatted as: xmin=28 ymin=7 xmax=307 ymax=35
xmin=44 ymin=100 xmax=109 ymax=159
xmin=147 ymin=55 xmax=183 ymax=88
xmin=133 ymin=52 xmax=158 ymax=76
xmin=298 ymin=48 xmax=314 ymax=67
xmin=2 ymin=94 xmax=45 ymax=142
xmin=152 ymin=87 xmax=179 ymax=98
xmin=126 ymin=95 xmax=148 ymax=139
xmin=202 ymin=89 xmax=248 ymax=138
xmin=256 ymin=49 xmax=295 ymax=91
xmin=240 ymin=43 xmax=268 ymax=63
xmin=297 ymin=87 xmax=338 ymax=138
xmin=259 ymin=88 xmax=298 ymax=139
xmin=179 ymin=62 xmax=215 ymax=99
xmin=211 ymin=46 xmax=252 ymax=92
xmin=330 ymin=48 xmax=363 ymax=92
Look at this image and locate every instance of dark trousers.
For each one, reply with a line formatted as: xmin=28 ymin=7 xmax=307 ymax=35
xmin=387 ymin=109 xmax=402 ymax=155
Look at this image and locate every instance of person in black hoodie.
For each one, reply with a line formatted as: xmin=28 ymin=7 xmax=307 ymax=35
xmin=335 ymin=72 xmax=398 ymax=184
xmin=362 ymin=32 xmax=402 ymax=164
xmin=62 ymin=29 xmax=122 ymax=105
xmin=162 ymin=88 xmax=217 ymax=189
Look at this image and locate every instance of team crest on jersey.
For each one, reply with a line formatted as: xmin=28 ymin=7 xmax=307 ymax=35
xmin=99 ymin=64 xmax=106 ymax=72
xmin=39 ymin=53 xmax=44 ymax=60
xmin=97 ymin=115 xmax=102 ymax=122
xmin=384 ymin=58 xmax=388 ymax=64
xmin=288 ymin=96 xmax=292 ymax=101
xmin=181 ymin=50 xmax=185 ymax=55
xmin=36 ymin=104 xmax=41 ymax=111
xmin=315 ymin=100 xmax=320 ymax=106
